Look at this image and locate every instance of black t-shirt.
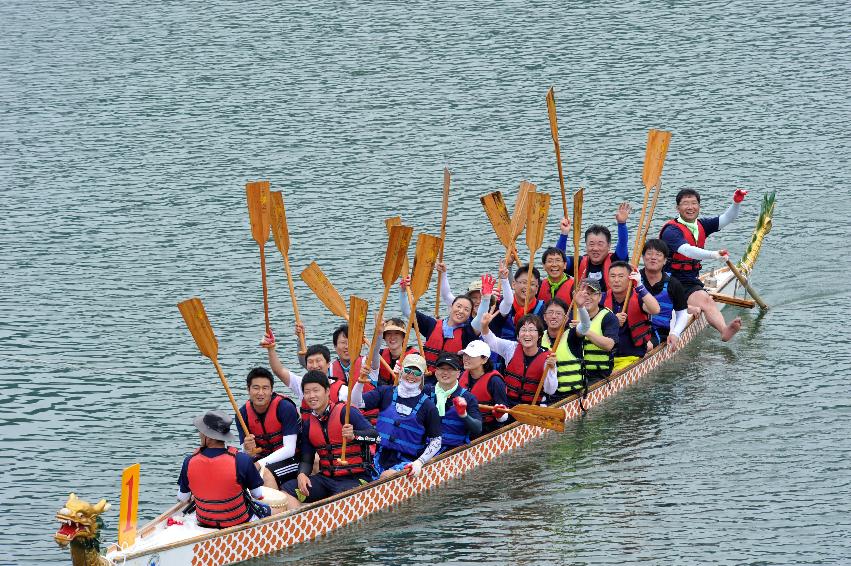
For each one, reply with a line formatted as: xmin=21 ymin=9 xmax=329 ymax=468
xmin=641 ymin=270 xmax=688 ymax=336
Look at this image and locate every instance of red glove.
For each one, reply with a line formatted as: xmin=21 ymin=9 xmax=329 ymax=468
xmin=481 ymin=274 xmax=496 ymax=295
xmin=452 ymin=395 xmax=468 ymax=418
xmin=492 ymin=404 xmax=509 ymax=419
xmin=260 ymin=329 xmax=276 ymax=349
xmin=733 ymin=189 xmax=748 ymax=203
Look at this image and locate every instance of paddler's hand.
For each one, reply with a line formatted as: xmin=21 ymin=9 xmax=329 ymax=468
xmin=615 ymin=202 xmax=633 ymax=224
xmin=243 ymin=434 xmax=258 ymax=455
xmin=733 ymin=189 xmax=748 ymax=203
xmin=480 ymin=310 xmax=497 ymax=334
xmin=435 ymin=261 xmax=446 ymax=273
xmin=628 ymin=270 xmax=643 ymax=287
xmin=481 ymin=273 xmax=496 ymax=296
xmin=559 ymin=216 xmax=571 ymax=235
xmin=400 ymin=275 xmax=411 ymax=290
xmin=294 ymin=321 xmax=306 ymax=338
xmin=404 ymin=459 xmax=423 ymax=477
xmin=666 ymin=334 xmax=680 ymax=351
xmin=452 ymin=396 xmax=467 ymax=418
xmin=616 ymin=312 xmax=628 ymax=327
xmin=492 ymin=404 xmax=509 ymax=419
xmin=498 ymin=259 xmax=509 ymax=280
xmin=297 ymin=472 xmax=312 ymax=497
xmin=715 ymin=248 xmax=729 ymax=261
xmin=341 ymin=424 xmax=354 ymax=441
xmin=646 ymin=340 xmax=655 ymax=353
xmin=543 ymin=353 xmax=557 ymax=373
xmin=260 ymin=329 xmax=276 ymax=349
xmin=359 ymin=364 xmax=371 ymax=384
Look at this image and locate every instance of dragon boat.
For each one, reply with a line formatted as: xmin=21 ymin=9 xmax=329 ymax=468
xmin=54 ymin=194 xmax=776 ymax=566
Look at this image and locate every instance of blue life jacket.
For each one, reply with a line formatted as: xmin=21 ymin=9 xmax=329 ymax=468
xmin=376 ymin=389 xmax=427 ymax=459
xmin=650 ymin=278 xmax=674 ymax=332
xmin=430 ymin=388 xmax=470 ymax=450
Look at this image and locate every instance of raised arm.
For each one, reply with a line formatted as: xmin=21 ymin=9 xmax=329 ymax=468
xmin=436 ymin=261 xmax=455 ymax=306
xmin=718 ymin=190 xmax=747 ymax=228
xmin=613 ymin=202 xmax=631 ymax=262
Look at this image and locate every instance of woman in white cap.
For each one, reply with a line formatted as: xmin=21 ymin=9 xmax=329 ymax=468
xmin=458 ymin=340 xmax=510 ymax=434
xmin=352 ymin=354 xmax=442 ymax=479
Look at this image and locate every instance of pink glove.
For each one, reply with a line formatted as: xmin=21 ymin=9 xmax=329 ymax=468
xmin=481 ymin=274 xmax=496 ymax=295
xmin=260 ymin=329 xmax=276 ymax=349
xmin=452 ymin=395 xmax=468 ymax=418
xmin=492 ymin=404 xmax=509 ymax=419
xmin=400 ymin=275 xmax=411 ymax=290
xmin=733 ymin=189 xmax=748 ymax=203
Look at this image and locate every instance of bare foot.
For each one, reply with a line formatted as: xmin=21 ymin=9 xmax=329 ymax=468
xmin=720 ymin=317 xmax=742 ymax=342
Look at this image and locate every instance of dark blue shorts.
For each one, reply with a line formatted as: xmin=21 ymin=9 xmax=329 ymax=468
xmin=281 ymin=473 xmax=367 ymax=503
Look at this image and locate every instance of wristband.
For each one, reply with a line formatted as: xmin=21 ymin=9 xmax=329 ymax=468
xmin=636 ymin=285 xmax=649 ymax=299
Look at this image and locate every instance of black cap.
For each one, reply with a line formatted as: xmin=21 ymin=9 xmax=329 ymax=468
xmin=434 ymin=352 xmax=462 ymax=370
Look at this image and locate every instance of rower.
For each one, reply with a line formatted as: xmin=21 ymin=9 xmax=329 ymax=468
xmin=351 ymin=354 xmax=442 ymax=480
xmin=541 ymin=298 xmax=583 ymax=402
xmin=177 ymin=410 xmax=270 ymax=528
xmin=329 ymin=324 xmax=351 ymax=382
xmin=376 ymin=317 xmax=418 ymax=386
xmin=555 ymin=202 xmax=632 ymax=293
xmin=640 ymin=239 xmax=689 ymax=350
xmin=569 ymin=279 xmax=618 ymax=386
xmin=659 ymin=188 xmax=747 ymax=341
xmin=424 ymin=353 xmax=482 ymax=451
xmin=400 ymin=277 xmax=479 ymax=376
xmin=603 ymin=261 xmax=661 ymax=372
xmin=436 ymin=259 xmax=512 ymax=316
xmin=237 ymin=368 xmax=300 ymax=490
xmin=479 ymin=310 xmax=557 ymax=406
xmin=486 ymin=264 xmax=546 ymax=344
xmin=458 ymin=340 xmax=510 ymax=434
xmin=537 ymin=247 xmax=574 ymax=304
xmin=262 ymin=330 xmax=348 ymax=416
xmin=280 ymin=371 xmax=376 ymax=510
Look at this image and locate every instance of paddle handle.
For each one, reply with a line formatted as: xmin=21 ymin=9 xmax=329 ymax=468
xmin=525 ymin=250 xmax=535 ymax=312
xmin=212 ymin=358 xmax=260 ymax=455
xmin=504 ymin=241 xmax=523 ymax=266
xmin=630 ymin=184 xmax=653 ymax=267
xmin=366 ymin=285 xmax=392 ymax=381
xmin=407 ymin=287 xmax=426 ymax=358
xmin=259 ymin=245 xmax=271 ymax=335
xmin=554 ymin=143 xmax=569 ymax=219
xmin=395 ymin=310 xmax=418 ymax=385
xmin=726 ymin=260 xmax=768 ymax=310
xmin=282 ymin=254 xmax=307 ymax=355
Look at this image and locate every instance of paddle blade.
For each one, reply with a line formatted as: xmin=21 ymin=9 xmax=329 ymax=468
xmin=546 ymin=87 xmax=560 ymax=145
xmin=572 ymin=188 xmax=584 ymax=243
xmin=409 ymin=233 xmax=442 ymax=301
xmin=512 ymin=404 xmax=566 ymax=432
xmin=510 ymin=180 xmax=536 ymax=240
xmin=347 ymin=296 xmax=368 ymax=360
xmin=641 ymin=129 xmax=672 ymax=189
xmin=300 ymin=261 xmax=348 ymax=319
xmin=269 ymin=191 xmax=291 ymax=255
xmin=480 ymin=191 xmax=513 ymax=248
xmin=246 ymin=181 xmax=272 ymax=244
xmin=177 ymin=298 xmax=218 ymax=360
xmin=525 ymin=192 xmax=551 ymax=253
xmin=385 ymin=216 xmax=410 ymax=276
xmin=382 ymin=225 xmax=414 ymax=288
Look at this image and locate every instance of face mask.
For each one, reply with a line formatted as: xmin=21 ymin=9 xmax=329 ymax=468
xmin=397 ymin=379 xmax=422 ymax=398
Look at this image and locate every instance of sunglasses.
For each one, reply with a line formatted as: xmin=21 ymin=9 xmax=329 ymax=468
xmin=403 ymin=367 xmax=423 ymax=377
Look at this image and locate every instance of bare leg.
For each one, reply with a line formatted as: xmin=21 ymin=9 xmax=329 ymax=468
xmin=261 ymin=468 xmax=278 ymax=490
xmin=282 ymin=493 xmax=302 ymax=511
xmin=688 ymin=291 xmax=741 ymax=341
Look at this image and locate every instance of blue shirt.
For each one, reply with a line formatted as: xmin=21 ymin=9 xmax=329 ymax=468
xmin=177 ymin=447 xmax=263 ymax=493
xmin=659 ymin=217 xmax=721 ymax=284
xmin=237 ymin=393 xmax=301 ymax=444
xmin=363 ymin=386 xmax=442 ymax=469
xmin=422 ymin=385 xmax=483 ymax=424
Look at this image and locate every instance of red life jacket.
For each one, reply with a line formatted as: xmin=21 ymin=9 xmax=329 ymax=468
xmin=306 ymin=402 xmax=368 ymax=478
xmin=300 ymin=378 xmax=346 ymax=421
xmin=511 ymin=297 xmax=545 ymax=327
xmin=423 ymin=320 xmax=465 ymax=370
xmin=329 ymin=359 xmax=349 ymax=382
xmin=187 ymin=447 xmax=251 ymax=529
xmin=459 ymin=369 xmax=501 ymax=425
xmin=345 ymin=356 xmax=378 ymax=426
xmin=244 ymin=394 xmax=290 ymax=459
xmin=539 ymin=276 xmax=574 ymax=304
xmin=578 ymin=254 xmax=613 ymax=291
xmin=604 ymin=289 xmax=654 ymax=348
xmin=503 ymin=347 xmax=549 ymax=405
xmin=378 ymin=347 xmax=417 ymax=385
xmin=660 ymin=219 xmax=707 ymax=274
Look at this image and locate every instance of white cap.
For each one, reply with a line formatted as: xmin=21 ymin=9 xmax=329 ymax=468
xmin=458 ymin=340 xmax=490 ymax=359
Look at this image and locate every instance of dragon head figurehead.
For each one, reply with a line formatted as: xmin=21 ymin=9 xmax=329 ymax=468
xmin=55 ymin=492 xmax=110 ymax=550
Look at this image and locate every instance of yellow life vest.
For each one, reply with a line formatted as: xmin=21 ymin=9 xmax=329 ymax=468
xmin=583 ymin=307 xmax=614 ymax=374
xmin=542 ymin=330 xmax=582 ymax=393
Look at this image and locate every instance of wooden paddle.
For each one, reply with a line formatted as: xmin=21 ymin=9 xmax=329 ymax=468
xmin=365 ymin=224 xmax=414 ymax=382
xmin=339 ymin=295 xmax=368 ymax=464
xmin=507 ymin=181 xmax=535 ymax=264
xmin=726 ymin=259 xmax=769 ymax=310
xmin=531 ymin=294 xmax=575 ymax=405
xmin=479 ymin=404 xmax=565 ymax=433
xmin=269 ymin=191 xmax=306 ymax=355
xmin=435 ymin=167 xmax=450 ymax=317
xmin=624 ymin=129 xmax=672 ymax=307
xmin=546 ymin=87 xmax=569 ymax=219
xmin=246 ymin=181 xmax=273 ymax=335
xmin=572 ymin=187 xmax=584 ymax=319
xmin=524 ymin=192 xmax=551 ymax=311
xmin=396 ymin=233 xmax=442 ymax=383
xmin=384 ymin=216 xmax=425 ymax=356
xmin=300 ymin=261 xmax=397 ymax=376
xmin=177 ymin=297 xmax=258 ymax=453
xmin=710 ymin=291 xmax=756 ymax=309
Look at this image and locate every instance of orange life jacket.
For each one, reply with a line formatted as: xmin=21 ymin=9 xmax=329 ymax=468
xmin=503 ymin=347 xmax=548 ymax=405
xmin=423 ymin=320 xmax=465 ymax=371
xmin=539 ymin=276 xmax=574 ymax=304
xmin=187 ymin=447 xmax=251 ymax=529
xmin=578 ymin=254 xmax=613 ymax=291
xmin=244 ymin=394 xmax=293 ymax=459
xmin=459 ymin=369 xmax=501 ymax=425
xmin=660 ymin=219 xmax=707 ymax=274
xmin=603 ymin=289 xmax=654 ymax=348
xmin=306 ymin=402 xmax=368 ymax=478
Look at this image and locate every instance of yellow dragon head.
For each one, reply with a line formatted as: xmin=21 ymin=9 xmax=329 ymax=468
xmin=54 ymin=493 xmax=111 ymax=547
